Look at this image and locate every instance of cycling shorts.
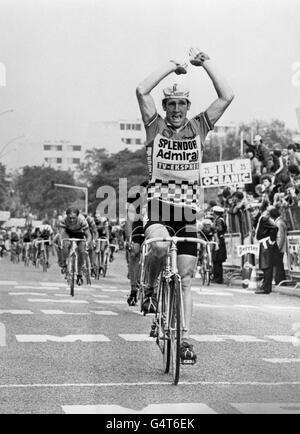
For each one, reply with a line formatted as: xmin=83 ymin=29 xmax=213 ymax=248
xmin=131 ymin=220 xmax=145 ymax=246
xmin=65 ymin=229 xmax=85 ymax=240
xmin=144 ymin=199 xmax=198 ymax=257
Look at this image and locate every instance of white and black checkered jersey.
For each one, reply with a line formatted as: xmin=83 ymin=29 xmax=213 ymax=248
xmin=145 ymin=112 xmax=213 ymax=209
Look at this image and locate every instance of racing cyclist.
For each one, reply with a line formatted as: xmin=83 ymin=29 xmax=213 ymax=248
xmin=136 ymin=48 xmax=234 ymax=362
xmin=59 ymin=208 xmax=92 ymax=286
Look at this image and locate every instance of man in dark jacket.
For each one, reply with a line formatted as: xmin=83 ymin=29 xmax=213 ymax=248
xmin=255 ymin=206 xmax=278 ymax=294
xmin=212 ymin=206 xmax=227 ymax=283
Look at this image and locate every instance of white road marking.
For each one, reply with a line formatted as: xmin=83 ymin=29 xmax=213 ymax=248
xmin=0 ymin=322 xmax=6 ymax=347
xmin=195 ymin=291 xmax=233 ymax=297
xmin=16 ymin=335 xmax=111 ymax=343
xmin=265 ymin=335 xmax=300 ymax=345
xmin=27 ymin=299 xmax=88 ymax=304
xmin=99 ymin=289 xmax=128 ymax=293
xmin=0 ymin=381 xmax=300 ymax=389
xmin=9 ymin=292 xmax=48 ymax=296
xmin=194 ymin=303 xmax=300 ymax=312
xmin=232 ymin=403 xmax=300 ymax=414
xmin=91 ymin=285 xmax=117 ymax=290
xmin=194 ymin=303 xmax=233 ymax=309
xmin=262 ymin=305 xmax=300 ymax=311
xmin=39 ymin=282 xmax=67 ymax=287
xmin=91 ymin=295 xmax=110 ymax=298
xmin=224 ymin=288 xmax=255 ymax=294
xmin=119 ymin=334 xmax=154 ymax=342
xmin=15 ymin=286 xmax=59 ymax=290
xmin=94 ymin=300 xmax=124 ymax=305
xmin=62 ymin=403 xmax=217 ymax=414
xmin=0 ymin=281 xmax=18 ymax=285
xmin=191 ymin=335 xmax=266 ymax=343
xmin=41 ymin=310 xmax=90 ymax=316
xmin=90 ymin=311 xmax=118 ymax=316
xmin=263 ymin=358 xmax=300 ymax=364
xmin=0 ymin=310 xmax=33 ymax=315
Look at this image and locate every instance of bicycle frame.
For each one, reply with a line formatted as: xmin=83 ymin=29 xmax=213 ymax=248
xmin=141 ymin=236 xmax=206 ymax=385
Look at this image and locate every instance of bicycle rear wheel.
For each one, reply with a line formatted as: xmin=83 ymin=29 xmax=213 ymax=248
xmin=102 ymin=249 xmax=109 ymax=277
xmin=156 ymin=277 xmax=171 ymax=374
xmin=169 ymin=275 xmax=181 ymax=385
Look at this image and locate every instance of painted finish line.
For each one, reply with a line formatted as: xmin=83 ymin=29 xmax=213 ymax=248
xmin=16 ymin=335 xmax=111 ymax=343
xmin=0 ymin=381 xmax=300 ymax=389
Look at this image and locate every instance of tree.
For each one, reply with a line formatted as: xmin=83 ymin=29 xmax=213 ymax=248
xmin=86 ymin=147 xmax=148 ymax=214
xmin=15 ymin=166 xmax=80 ymax=219
xmin=0 ymin=163 xmax=10 ymax=210
xmin=77 ymin=148 xmax=109 ymax=185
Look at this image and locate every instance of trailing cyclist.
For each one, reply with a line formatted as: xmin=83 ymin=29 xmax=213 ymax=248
xmin=83 ymin=213 xmax=98 ymax=277
xmin=136 ymin=48 xmax=234 ymax=362
xmin=126 ymin=181 xmax=148 ymax=306
xmin=59 ymin=208 xmax=92 ymax=286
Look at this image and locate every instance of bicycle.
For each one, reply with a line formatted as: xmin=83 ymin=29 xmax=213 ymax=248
xmin=197 ymin=241 xmax=217 ymax=286
xmin=139 ymin=235 xmax=206 ymax=385
xmin=10 ymin=241 xmax=20 ymax=264
xmin=95 ymin=238 xmax=112 ymax=278
xmin=34 ymin=239 xmax=50 ymax=272
xmin=61 ymin=238 xmax=91 ymax=296
xmin=23 ymin=242 xmax=32 ymax=267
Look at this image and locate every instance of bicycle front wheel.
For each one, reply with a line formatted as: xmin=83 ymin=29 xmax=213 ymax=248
xmin=157 ymin=277 xmax=171 ymax=374
xmin=169 ymin=275 xmax=181 ymax=385
xmin=69 ymin=255 xmax=76 ymax=297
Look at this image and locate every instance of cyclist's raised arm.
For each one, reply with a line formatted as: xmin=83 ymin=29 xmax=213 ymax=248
xmin=136 ymin=61 xmax=187 ymax=125
xmin=189 ymin=48 xmax=234 ymax=127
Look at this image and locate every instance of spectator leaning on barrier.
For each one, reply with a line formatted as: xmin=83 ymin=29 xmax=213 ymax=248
xmin=268 ymin=207 xmax=287 ymax=285
xmin=260 ymin=174 xmax=276 ymax=204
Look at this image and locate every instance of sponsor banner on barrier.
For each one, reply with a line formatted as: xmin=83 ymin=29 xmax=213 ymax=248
xmin=0 ymin=211 xmax=10 ymax=222
xmin=224 ymin=233 xmax=242 ymax=268
xmin=237 ymin=244 xmax=259 ymax=257
xmin=287 ymin=232 xmax=300 ymax=275
xmin=201 ymin=159 xmax=252 ymax=188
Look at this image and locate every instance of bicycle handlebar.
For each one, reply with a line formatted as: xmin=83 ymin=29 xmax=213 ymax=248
xmin=61 ymin=238 xmax=86 ymax=243
xmin=34 ymin=239 xmax=51 ymax=245
xmin=144 ymin=237 xmax=207 ymax=246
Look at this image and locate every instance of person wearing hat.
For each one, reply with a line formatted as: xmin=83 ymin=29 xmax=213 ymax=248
xmin=212 ymin=206 xmax=227 ymax=283
xmin=136 ymin=48 xmax=234 ymax=362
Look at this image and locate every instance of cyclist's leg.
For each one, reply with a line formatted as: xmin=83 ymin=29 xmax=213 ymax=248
xmin=127 ymin=242 xmax=141 ymax=305
xmin=77 ymin=240 xmax=85 ymax=275
xmin=143 ymin=223 xmax=169 ymax=311
xmin=61 ymin=231 xmax=71 ymax=272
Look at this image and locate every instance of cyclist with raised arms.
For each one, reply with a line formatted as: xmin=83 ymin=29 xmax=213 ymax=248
xmin=59 ymin=207 xmax=92 ymax=286
xmin=136 ymin=48 xmax=234 ymax=362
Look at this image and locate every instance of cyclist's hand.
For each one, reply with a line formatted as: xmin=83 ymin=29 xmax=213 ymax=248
xmin=189 ymin=48 xmax=210 ymax=66
xmin=170 ymin=60 xmax=188 ymax=75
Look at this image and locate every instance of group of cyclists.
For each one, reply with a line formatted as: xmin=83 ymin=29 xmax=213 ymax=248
xmin=0 ymin=212 xmax=123 ymax=282
xmin=1 ymin=48 xmax=234 ymax=366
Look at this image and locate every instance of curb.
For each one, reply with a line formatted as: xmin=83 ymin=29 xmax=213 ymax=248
xmin=227 ymin=278 xmax=300 ymax=298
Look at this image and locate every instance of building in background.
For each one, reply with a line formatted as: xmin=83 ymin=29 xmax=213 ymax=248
xmin=43 ymin=140 xmax=83 ymax=171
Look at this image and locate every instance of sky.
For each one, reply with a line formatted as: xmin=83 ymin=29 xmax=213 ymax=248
xmin=0 ymin=0 xmax=299 ymax=168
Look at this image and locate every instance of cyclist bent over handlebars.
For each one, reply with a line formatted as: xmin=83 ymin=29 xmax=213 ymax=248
xmin=59 ymin=207 xmax=92 ymax=286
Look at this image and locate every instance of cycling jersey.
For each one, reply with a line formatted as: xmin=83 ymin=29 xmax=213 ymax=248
xmin=145 ymin=112 xmax=213 ymax=209
xmin=40 ymin=224 xmax=54 ymax=239
xmin=60 ymin=215 xmax=89 ymax=233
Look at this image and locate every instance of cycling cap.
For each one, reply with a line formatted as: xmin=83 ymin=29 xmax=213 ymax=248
xmin=163 ymin=84 xmax=190 ymax=101
xmin=212 ymin=206 xmax=224 ymax=213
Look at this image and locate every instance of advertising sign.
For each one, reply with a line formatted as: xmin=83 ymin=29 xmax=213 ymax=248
xmin=201 ymin=159 xmax=252 ymax=188
xmin=0 ymin=211 xmax=10 ymax=221
xmin=224 ymin=233 xmax=242 ymax=268
xmin=287 ymin=232 xmax=300 ymax=276
xmin=237 ymin=244 xmax=259 ymax=257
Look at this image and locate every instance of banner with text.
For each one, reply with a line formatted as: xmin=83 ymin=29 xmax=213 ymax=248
xmin=201 ymin=159 xmax=252 ymax=188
